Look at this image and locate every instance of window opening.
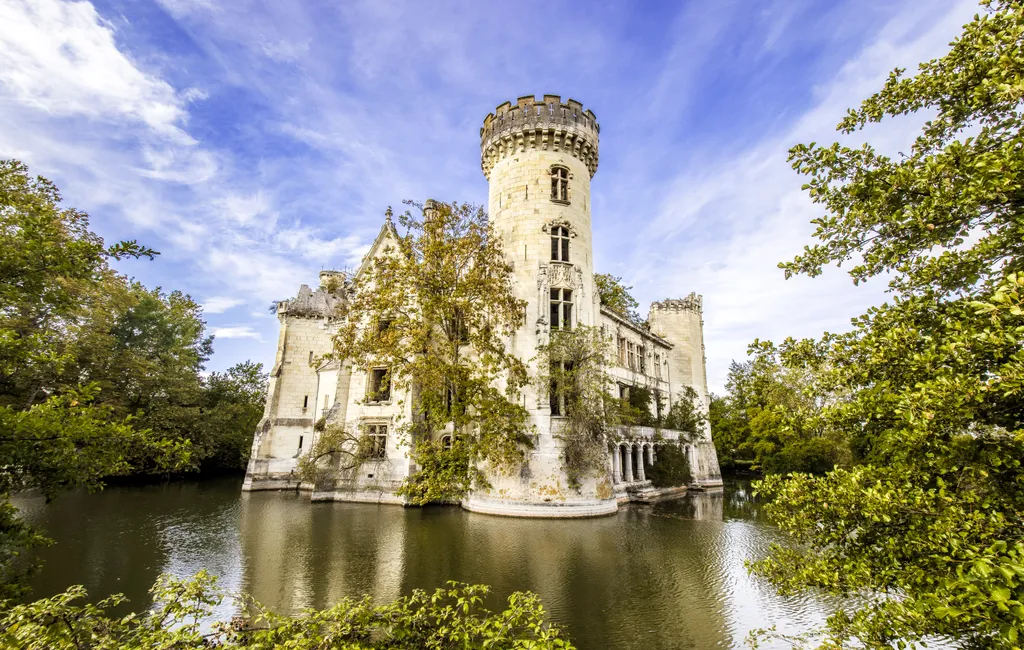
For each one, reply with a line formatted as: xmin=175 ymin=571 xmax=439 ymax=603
xmin=550 ymin=225 xmax=570 ymax=262
xmin=303 ymin=395 xmax=309 ymax=409
xmin=368 ymin=368 xmax=391 ymax=402
xmin=549 ymin=288 xmax=573 ymax=330
xmin=639 ymin=346 xmax=646 ymax=374
xmin=550 ymin=166 xmax=569 ymax=202
xmin=549 ymin=361 xmax=576 ymax=416
xmin=367 ymin=423 xmax=387 ymax=459
xmin=298 ymin=435 xmax=304 ymax=449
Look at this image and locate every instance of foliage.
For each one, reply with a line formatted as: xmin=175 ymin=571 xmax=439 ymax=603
xmin=645 ymin=441 xmax=691 ymax=488
xmin=661 ymin=386 xmax=707 ymax=440
xmin=0 ymin=572 xmax=575 ymax=650
xmin=710 ymin=350 xmax=845 ymax=475
xmin=0 ymin=159 xmax=265 ymax=599
xmin=328 ymin=201 xmax=531 ymax=503
xmin=594 ymin=273 xmax=641 ymax=324
xmin=538 ymin=326 xmax=621 ymax=489
xmin=395 ymin=437 xmax=474 ymax=504
xmin=749 ymin=3 xmax=1024 ymax=647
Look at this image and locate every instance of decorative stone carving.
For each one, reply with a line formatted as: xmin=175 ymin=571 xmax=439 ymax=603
xmin=541 ymin=219 xmax=579 ymax=238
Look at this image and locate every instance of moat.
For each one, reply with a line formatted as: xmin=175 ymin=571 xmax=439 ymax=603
xmin=15 ymin=478 xmax=833 ymax=649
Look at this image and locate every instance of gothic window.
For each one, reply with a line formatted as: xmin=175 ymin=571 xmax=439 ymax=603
xmin=367 ymin=423 xmax=387 ymax=459
xmin=550 ymin=225 xmax=570 ymax=262
xmin=654 ymin=352 xmax=663 ymax=379
xmin=549 ymin=288 xmax=573 ymax=330
xmin=639 ymin=346 xmax=646 ymax=374
xmin=367 ymin=368 xmax=391 ymax=402
xmin=627 ymin=342 xmax=636 ymax=371
xmin=440 ymin=434 xmax=454 ymax=451
xmin=550 ymin=166 xmax=569 ymax=203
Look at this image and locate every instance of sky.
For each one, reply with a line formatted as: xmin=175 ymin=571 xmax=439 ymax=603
xmin=0 ymin=0 xmax=981 ymax=392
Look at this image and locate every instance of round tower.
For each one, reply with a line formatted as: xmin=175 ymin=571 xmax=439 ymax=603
xmin=463 ymin=95 xmax=616 ymax=517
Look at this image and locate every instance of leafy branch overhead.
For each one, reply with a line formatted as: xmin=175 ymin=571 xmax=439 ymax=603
xmin=745 ymin=2 xmax=1024 ymax=648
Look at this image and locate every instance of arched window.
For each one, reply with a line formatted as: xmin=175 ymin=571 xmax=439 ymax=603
xmin=550 ymin=166 xmax=569 ymax=203
xmin=551 ymin=225 xmax=570 ymax=262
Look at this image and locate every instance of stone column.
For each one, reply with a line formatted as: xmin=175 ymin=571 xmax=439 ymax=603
xmin=612 ymin=446 xmax=621 ymax=484
xmin=636 ymin=445 xmax=646 ymax=481
xmin=623 ymin=445 xmax=633 ymax=482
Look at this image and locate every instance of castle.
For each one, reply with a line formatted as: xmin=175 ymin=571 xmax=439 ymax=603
xmin=243 ymin=95 xmax=722 ymax=517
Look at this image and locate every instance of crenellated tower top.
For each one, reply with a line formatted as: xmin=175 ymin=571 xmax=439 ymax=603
xmin=480 ymin=95 xmax=600 ymax=180
xmin=650 ymin=293 xmax=703 ymax=315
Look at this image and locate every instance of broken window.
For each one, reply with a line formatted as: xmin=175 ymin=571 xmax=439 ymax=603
xmin=550 ymin=225 xmax=570 ymax=262
xmin=550 ymin=166 xmax=569 ymax=202
xmin=366 ymin=423 xmax=387 ymax=459
xmin=440 ymin=434 xmax=454 ymax=451
xmin=639 ymin=346 xmax=646 ymax=374
xmin=377 ymin=318 xmax=393 ymax=336
xmin=654 ymin=352 xmax=662 ymax=379
xmin=549 ymin=288 xmax=573 ymax=330
xmin=627 ymin=342 xmax=636 ymax=371
xmin=367 ymin=368 xmax=391 ymax=402
xmin=617 ymin=336 xmax=627 ymax=366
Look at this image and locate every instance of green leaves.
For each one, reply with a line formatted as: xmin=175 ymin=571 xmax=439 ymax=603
xmin=0 ymin=573 xmax=575 ymax=649
xmin=748 ymin=2 xmax=1024 ymax=647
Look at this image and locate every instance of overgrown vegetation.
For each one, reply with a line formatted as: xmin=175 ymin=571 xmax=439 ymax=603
xmin=594 ymin=273 xmax=641 ymax=324
xmin=644 ymin=441 xmax=691 ymax=488
xmin=306 ymin=201 xmax=531 ymax=503
xmin=538 ymin=326 xmax=619 ymax=489
xmin=0 ymin=159 xmax=266 ymax=600
xmin=0 ymin=572 xmax=575 ymax=649
xmin=745 ymin=2 xmax=1024 ymax=646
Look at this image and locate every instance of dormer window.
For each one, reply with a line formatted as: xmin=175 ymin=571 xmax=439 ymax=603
xmin=551 ymin=226 xmax=570 ymax=262
xmin=550 ymin=166 xmax=569 ymax=203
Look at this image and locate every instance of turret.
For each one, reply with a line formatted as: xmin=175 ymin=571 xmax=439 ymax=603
xmin=648 ymin=293 xmax=710 ymax=417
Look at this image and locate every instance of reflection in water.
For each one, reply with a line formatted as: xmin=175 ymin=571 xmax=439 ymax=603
xmin=18 ymin=477 xmax=832 ymax=649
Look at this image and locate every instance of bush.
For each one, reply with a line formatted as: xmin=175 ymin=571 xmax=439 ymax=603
xmin=645 ymin=442 xmax=691 ymax=488
xmin=0 ymin=572 xmax=575 ymax=650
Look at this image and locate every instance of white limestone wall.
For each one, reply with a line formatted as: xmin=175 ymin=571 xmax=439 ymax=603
xmin=244 ymin=314 xmax=338 ymax=490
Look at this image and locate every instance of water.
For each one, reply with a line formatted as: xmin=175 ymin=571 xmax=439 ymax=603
xmin=14 ymin=478 xmax=834 ymax=649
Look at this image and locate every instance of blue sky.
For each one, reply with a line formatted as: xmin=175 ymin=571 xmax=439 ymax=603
xmin=0 ymin=0 xmax=979 ymax=391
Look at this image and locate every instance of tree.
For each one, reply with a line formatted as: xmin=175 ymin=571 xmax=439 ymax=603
xmin=0 ymin=160 xmax=189 ymax=599
xmin=594 ymin=273 xmax=641 ymax=324
xmin=310 ymin=201 xmax=531 ymax=504
xmin=0 ymin=572 xmax=575 ymax=649
xmin=200 ymin=361 xmax=268 ymax=472
xmin=751 ymin=3 xmax=1024 ymax=646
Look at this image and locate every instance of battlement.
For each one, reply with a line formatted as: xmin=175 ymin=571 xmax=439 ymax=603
xmin=480 ymin=95 xmax=600 ymax=179
xmin=650 ymin=293 xmax=703 ymax=314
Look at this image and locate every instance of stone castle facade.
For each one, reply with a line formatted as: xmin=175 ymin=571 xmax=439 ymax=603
xmin=243 ymin=95 xmax=722 ymax=517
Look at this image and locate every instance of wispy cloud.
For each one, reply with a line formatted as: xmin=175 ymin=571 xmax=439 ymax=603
xmin=202 ymin=296 xmax=245 ymax=314
xmin=210 ymin=326 xmax=261 ymax=340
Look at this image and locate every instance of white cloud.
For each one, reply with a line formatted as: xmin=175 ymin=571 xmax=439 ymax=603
xmin=0 ymin=0 xmax=190 ymax=140
xmin=210 ymin=326 xmax=261 ymax=340
xmin=202 ymin=296 xmax=245 ymax=314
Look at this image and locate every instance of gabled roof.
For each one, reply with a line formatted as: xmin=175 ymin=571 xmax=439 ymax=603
xmin=354 ymin=216 xmax=402 ymax=281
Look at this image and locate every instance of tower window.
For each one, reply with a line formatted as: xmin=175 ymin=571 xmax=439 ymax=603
xmin=550 ymin=288 xmax=573 ymax=330
xmin=550 ymin=166 xmax=569 ymax=203
xmin=549 ymin=360 xmax=576 ymax=416
xmin=550 ymin=226 xmax=570 ymax=262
